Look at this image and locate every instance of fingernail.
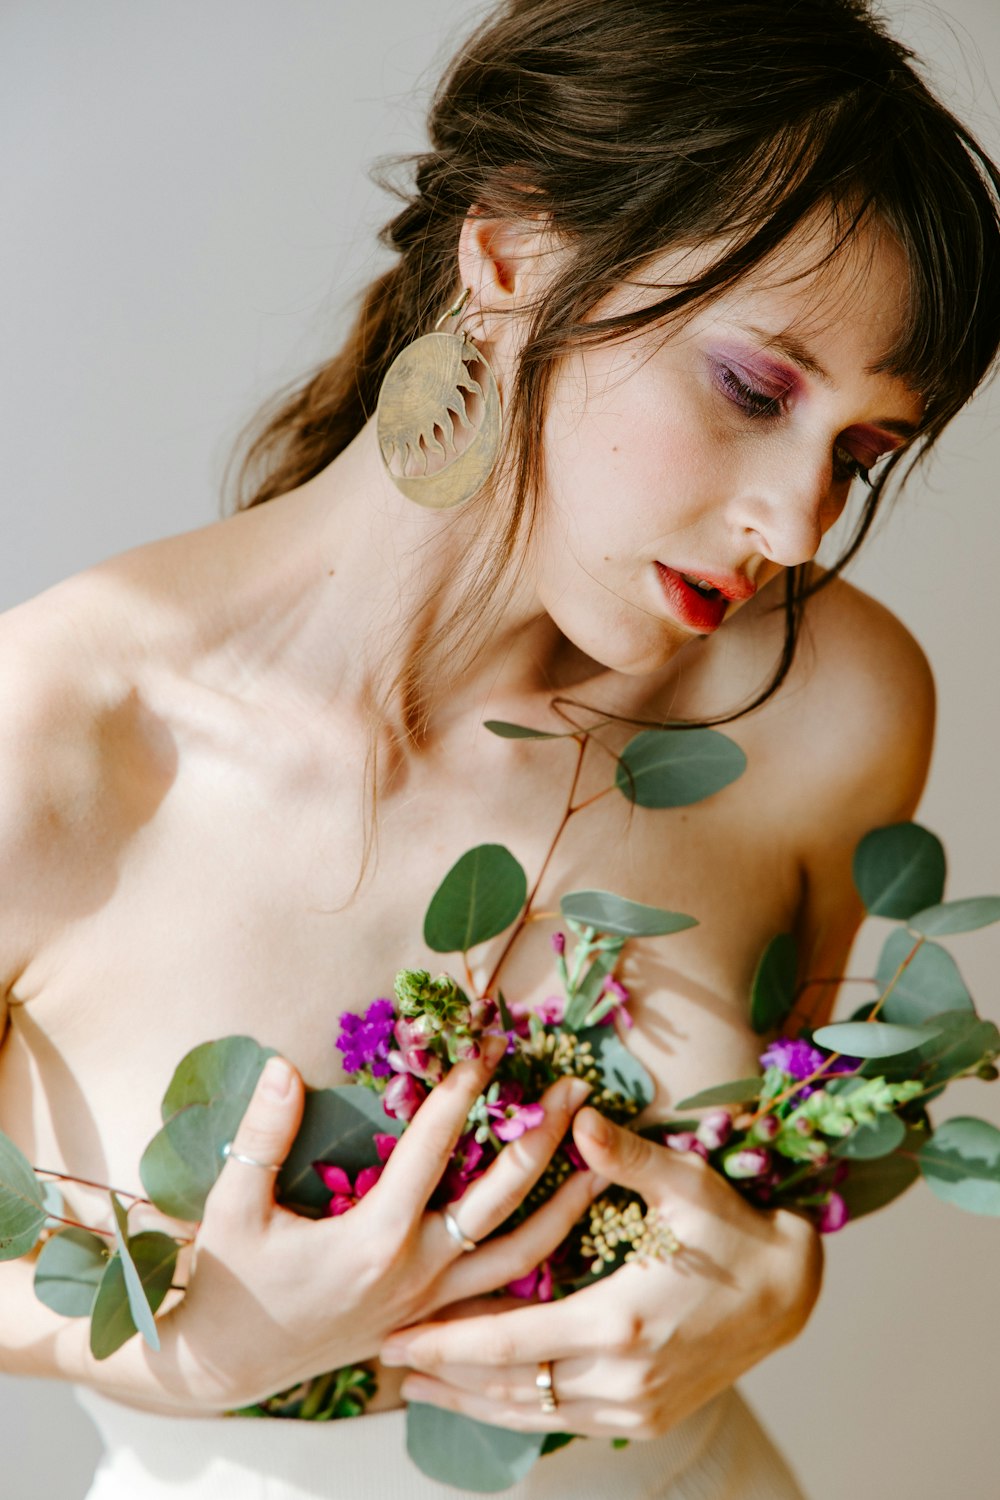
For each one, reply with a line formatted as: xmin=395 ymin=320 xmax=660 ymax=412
xmin=564 ymin=1078 xmax=592 ymax=1110
xmin=261 ymin=1057 xmax=292 ymax=1100
xmin=579 ymin=1109 xmax=611 ymax=1147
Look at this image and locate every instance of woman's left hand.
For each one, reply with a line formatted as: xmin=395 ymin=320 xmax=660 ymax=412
xmin=379 ymin=1106 xmax=824 ymax=1439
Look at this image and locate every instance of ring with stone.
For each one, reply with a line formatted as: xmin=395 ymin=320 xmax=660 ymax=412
xmin=535 ymin=1359 xmax=558 ymax=1415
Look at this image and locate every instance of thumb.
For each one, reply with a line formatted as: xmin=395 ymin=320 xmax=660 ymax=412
xmin=572 ymin=1107 xmax=684 ymax=1203
xmin=214 ymin=1055 xmax=305 ymax=1220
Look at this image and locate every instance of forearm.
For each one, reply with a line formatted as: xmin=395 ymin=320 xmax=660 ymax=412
xmin=0 ymin=1254 xmax=213 ymax=1413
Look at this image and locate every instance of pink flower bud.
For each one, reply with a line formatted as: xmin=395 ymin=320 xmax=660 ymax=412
xmin=793 ymin=1116 xmax=815 ymax=1136
xmin=723 ymin=1147 xmax=772 ymax=1180
xmin=470 ymin=997 xmax=498 ymax=1030
xmin=550 ymin=931 xmax=566 ymax=956
xmin=383 ymin=1073 xmax=427 ymax=1121
xmin=665 ymin=1131 xmax=709 ymax=1160
xmin=818 ymin=1190 xmax=850 ymax=1233
xmin=452 ymin=1035 xmax=480 ymax=1062
xmin=751 ymin=1113 xmax=780 ymax=1142
xmin=695 ymin=1109 xmax=733 ymax=1152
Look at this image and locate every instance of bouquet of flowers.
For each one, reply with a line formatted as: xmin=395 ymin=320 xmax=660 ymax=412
xmin=2 ymin=719 xmax=998 ymax=1492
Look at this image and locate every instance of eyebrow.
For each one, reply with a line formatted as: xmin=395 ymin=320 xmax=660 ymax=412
xmin=737 ymin=322 xmax=921 ymax=440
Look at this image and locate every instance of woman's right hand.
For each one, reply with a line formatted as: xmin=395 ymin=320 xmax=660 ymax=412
xmin=158 ymin=1046 xmax=597 ymax=1411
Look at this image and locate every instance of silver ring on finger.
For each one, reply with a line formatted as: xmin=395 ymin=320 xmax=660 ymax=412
xmin=221 ymin=1140 xmax=282 ymax=1173
xmin=535 ymin=1359 xmax=558 ymax=1415
xmin=442 ymin=1209 xmax=477 ymax=1253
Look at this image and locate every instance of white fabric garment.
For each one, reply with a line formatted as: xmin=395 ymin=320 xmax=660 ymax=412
xmin=74 ymin=1384 xmax=808 ymax=1499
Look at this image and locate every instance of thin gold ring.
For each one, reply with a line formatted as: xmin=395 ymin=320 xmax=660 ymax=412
xmin=535 ymin=1359 xmax=558 ymax=1415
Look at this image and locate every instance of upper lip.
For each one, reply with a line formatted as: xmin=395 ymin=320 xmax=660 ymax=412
xmin=658 ymin=564 xmax=758 ymax=603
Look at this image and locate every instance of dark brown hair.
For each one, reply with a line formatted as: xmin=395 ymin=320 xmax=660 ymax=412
xmin=226 ymin=0 xmax=1000 ymax=727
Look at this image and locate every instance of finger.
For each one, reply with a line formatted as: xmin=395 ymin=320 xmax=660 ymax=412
xmin=398 ymin=1374 xmax=646 ymax=1439
xmin=438 ymin=1162 xmax=603 ymax=1304
xmin=211 ymin=1056 xmax=305 ymax=1224
xmin=393 ymin=1353 xmax=612 ymax=1405
xmin=382 ymin=1279 xmax=635 ymax=1369
xmin=571 ymin=1108 xmax=705 ymax=1206
xmin=374 ymin=1036 xmax=507 ymax=1218
xmin=439 ymin=1075 xmax=592 ymax=1246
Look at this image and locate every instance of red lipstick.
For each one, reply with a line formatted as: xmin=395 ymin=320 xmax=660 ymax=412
xmin=653 ymin=565 xmax=756 ymax=633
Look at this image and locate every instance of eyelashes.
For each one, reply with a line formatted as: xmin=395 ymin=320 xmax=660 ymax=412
xmin=713 ymin=361 xmax=876 ymax=488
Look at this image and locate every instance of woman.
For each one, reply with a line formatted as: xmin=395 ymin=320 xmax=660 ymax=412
xmin=1 ymin=1 xmax=998 ymax=1497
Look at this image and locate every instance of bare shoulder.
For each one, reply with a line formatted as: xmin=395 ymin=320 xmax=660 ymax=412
xmin=782 ymin=573 xmax=935 ymax=833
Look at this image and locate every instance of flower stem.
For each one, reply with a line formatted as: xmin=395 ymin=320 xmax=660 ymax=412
xmin=35 ymin=1168 xmax=154 ymax=1207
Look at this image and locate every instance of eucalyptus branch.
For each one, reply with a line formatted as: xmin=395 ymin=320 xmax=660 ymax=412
xmin=865 ymin=934 xmax=925 ymax=1023
xmin=36 ymin=1167 xmax=155 ymax=1208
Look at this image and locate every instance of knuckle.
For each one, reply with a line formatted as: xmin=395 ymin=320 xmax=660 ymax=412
xmin=607 ymin=1309 xmax=648 ymax=1356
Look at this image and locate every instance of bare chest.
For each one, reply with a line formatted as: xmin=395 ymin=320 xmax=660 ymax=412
xmin=1 ymin=706 xmax=801 ymax=1223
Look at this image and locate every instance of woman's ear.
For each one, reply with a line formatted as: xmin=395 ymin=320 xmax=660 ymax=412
xmin=456 ymin=210 xmax=559 ymax=355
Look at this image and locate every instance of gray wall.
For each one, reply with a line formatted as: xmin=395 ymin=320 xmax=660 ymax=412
xmin=1 ymin=3 xmax=997 ymax=1497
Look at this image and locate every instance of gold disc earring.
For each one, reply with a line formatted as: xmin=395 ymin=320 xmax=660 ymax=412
xmin=376 ymin=288 xmax=502 ymax=510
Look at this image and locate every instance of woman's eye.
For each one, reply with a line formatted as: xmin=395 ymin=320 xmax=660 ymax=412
xmin=715 ymin=364 xmax=787 ymax=419
xmin=832 ymin=443 xmax=873 ymax=487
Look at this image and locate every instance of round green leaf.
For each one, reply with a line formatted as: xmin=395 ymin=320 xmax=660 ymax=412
xmin=161 ymin=1035 xmax=275 ymax=1121
xmin=34 ymin=1227 xmax=110 ymax=1316
xmin=749 ymin=933 xmax=798 ymax=1034
xmin=614 ymin=729 xmax=746 ymax=809
xmin=483 ymin=720 xmax=563 ymax=740
xmin=423 ymin=844 xmax=527 ymax=954
xmin=875 ymin=930 xmax=972 ymax=1024
xmin=865 ymin=1012 xmax=1000 ymax=1091
xmin=407 ymin=1404 xmax=544 ymax=1491
xmin=919 ymin=1117 xmax=1000 ymax=1215
xmin=812 ymin=1020 xmax=937 ymax=1058
xmin=834 ymin=1130 xmax=922 ymax=1220
xmin=833 ymin=1111 xmax=906 ymax=1160
xmin=0 ymin=1129 xmax=47 ymax=1261
xmin=675 ymin=1077 xmax=763 ymax=1110
xmin=908 ymin=897 xmax=1000 ymax=937
xmin=559 ymin=889 xmax=697 ymax=939
xmin=852 ymin=822 xmax=946 ymax=919
xmin=581 ymin=1026 xmax=655 ymax=1108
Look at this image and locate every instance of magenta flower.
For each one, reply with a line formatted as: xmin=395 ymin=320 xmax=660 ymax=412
xmin=723 ymin=1147 xmax=772 ymax=1180
xmin=487 ymin=1083 xmax=546 ymax=1141
xmin=313 ymin=1161 xmax=384 ymax=1216
xmin=383 ymin=1072 xmax=427 ymax=1121
xmin=506 ymin=1260 xmax=554 ymax=1301
xmin=598 ymin=975 xmax=633 ymax=1028
xmin=336 ymin=999 xmax=397 ymax=1078
xmin=695 ymin=1109 xmax=733 ymax=1152
xmin=665 ymin=1130 xmax=709 ymax=1161
xmin=433 ymin=1132 xmax=488 ymax=1207
xmin=818 ymin=1190 xmax=850 ymax=1233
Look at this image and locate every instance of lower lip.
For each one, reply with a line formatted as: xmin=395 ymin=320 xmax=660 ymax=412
xmin=654 ymin=564 xmax=729 ymax=633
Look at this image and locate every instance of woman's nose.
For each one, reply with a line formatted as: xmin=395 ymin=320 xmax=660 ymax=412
xmin=735 ymin=458 xmax=838 ymax=568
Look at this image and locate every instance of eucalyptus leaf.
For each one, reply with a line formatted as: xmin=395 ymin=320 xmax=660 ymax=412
xmin=811 ymin=1020 xmax=937 ymax=1059
xmin=407 ymin=1404 xmax=544 ymax=1491
xmin=89 ymin=1232 xmax=178 ymax=1361
xmin=34 ymin=1227 xmax=110 ymax=1316
xmin=279 ymin=1087 xmax=404 ymax=1214
xmin=110 ymin=1193 xmax=160 ymax=1352
xmin=614 ymin=729 xmax=746 ymax=809
xmin=483 ymin=720 xmax=563 ymax=740
xmin=0 ymin=1129 xmax=47 ymax=1261
xmin=919 ymin=1117 xmax=1000 ymax=1215
xmin=575 ymin=940 xmax=627 ymax=1008
xmin=833 ymin=1129 xmax=923 ymax=1220
xmin=852 ymin=822 xmax=946 ymax=919
xmin=580 ymin=1026 xmax=654 ymax=1108
xmin=40 ymin=1180 xmax=65 ymax=1230
xmin=875 ymin=930 xmax=972 ymax=1024
xmin=908 ymin=897 xmax=1000 ymax=937
xmin=675 ymin=1077 xmax=764 ymax=1110
xmin=423 ymin=844 xmax=527 ymax=954
xmin=560 ymin=890 xmax=697 ymax=938
xmin=140 ymin=1036 xmax=276 ymax=1220
xmin=832 ymin=1111 xmax=906 ymax=1160
xmin=749 ymin=934 xmax=798 ymax=1035
xmin=863 ymin=1012 xmax=1000 ymax=1091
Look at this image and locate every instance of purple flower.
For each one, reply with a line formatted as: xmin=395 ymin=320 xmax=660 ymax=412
xmin=383 ymin=1072 xmax=427 ymax=1121
xmin=487 ymin=1083 xmax=546 ymax=1141
xmin=818 ymin=1190 xmax=850 ymax=1233
xmin=336 ymin=999 xmax=397 ymax=1078
xmin=759 ymin=1038 xmax=826 ymax=1081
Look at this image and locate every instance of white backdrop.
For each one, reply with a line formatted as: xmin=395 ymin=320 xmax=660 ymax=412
xmin=1 ymin=3 xmax=997 ymax=1497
